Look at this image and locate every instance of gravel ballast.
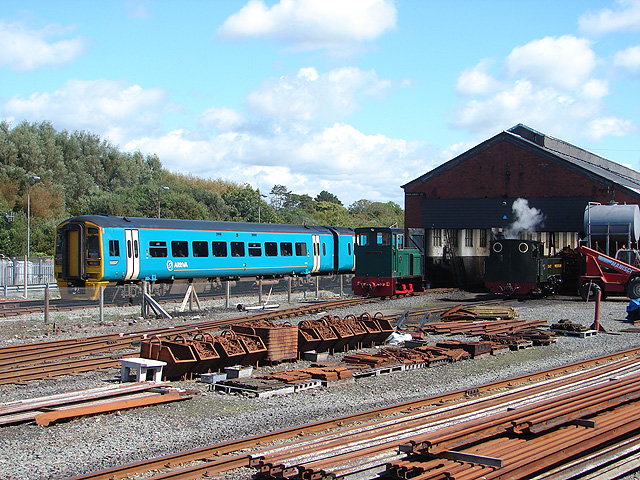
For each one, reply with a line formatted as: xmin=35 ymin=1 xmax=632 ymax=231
xmin=2 ymin=290 xmax=640 ymax=480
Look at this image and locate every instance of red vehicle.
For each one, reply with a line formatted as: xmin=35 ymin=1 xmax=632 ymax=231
xmin=578 ymin=246 xmax=640 ymax=300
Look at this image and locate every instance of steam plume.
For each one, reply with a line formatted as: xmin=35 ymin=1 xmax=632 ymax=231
xmin=504 ymin=198 xmax=544 ymax=239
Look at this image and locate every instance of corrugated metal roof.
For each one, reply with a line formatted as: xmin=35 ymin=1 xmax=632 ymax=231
xmin=421 ymin=196 xmax=589 ymax=231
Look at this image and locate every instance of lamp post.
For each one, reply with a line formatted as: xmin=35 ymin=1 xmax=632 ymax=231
xmin=157 ymin=186 xmax=169 ymax=218
xmin=25 ymin=175 xmax=40 ymax=298
xmin=258 ymin=194 xmax=267 ymax=223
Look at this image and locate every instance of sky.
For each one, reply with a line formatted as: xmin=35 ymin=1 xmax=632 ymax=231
xmin=2 ymin=0 xmax=640 ymax=208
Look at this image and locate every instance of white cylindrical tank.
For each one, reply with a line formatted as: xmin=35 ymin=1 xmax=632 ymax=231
xmin=584 ymin=203 xmax=640 ymax=249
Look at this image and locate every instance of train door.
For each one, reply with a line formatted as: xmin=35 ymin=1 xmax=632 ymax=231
xmin=62 ymin=223 xmax=84 ymax=280
xmin=124 ymin=229 xmax=140 ymax=281
xmin=311 ymin=234 xmax=321 ymax=273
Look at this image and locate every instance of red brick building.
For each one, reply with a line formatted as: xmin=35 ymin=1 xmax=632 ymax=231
xmin=402 ymin=124 xmax=640 ymax=287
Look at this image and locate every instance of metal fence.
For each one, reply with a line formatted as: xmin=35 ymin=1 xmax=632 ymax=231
xmin=0 ymin=256 xmax=56 ymax=296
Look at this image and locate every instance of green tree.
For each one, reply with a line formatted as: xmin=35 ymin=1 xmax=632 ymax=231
xmin=314 ymin=190 xmax=343 ymax=206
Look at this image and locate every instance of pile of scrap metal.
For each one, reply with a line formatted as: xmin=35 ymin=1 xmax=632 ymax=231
xmin=0 ymin=382 xmax=191 ymax=427
xmin=140 ymin=312 xmax=394 ymax=380
xmin=549 ymin=319 xmax=589 ymax=332
xmin=140 ymin=331 xmax=267 ymax=380
xmin=440 ymin=304 xmax=520 ymax=321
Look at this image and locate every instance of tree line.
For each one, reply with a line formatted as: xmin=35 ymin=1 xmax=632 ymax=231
xmin=0 ymin=120 xmax=404 ymax=257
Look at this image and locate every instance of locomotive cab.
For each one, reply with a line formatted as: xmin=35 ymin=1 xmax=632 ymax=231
xmin=352 ymin=227 xmax=424 ymax=297
xmin=55 ymin=218 xmax=109 ymax=300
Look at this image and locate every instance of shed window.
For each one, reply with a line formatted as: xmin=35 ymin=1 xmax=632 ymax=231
xmin=433 ymin=229 xmax=442 ymax=247
xmin=265 ymin=242 xmax=278 ymax=256
xmin=192 ymin=241 xmax=208 ymax=257
xmin=465 ymin=229 xmax=473 ymax=247
xmin=171 ymin=241 xmax=188 ymax=257
xmin=149 ymin=241 xmax=167 ymax=258
xmin=231 ymin=242 xmax=245 ymax=257
xmin=212 ymin=241 xmax=228 ymax=257
xmin=480 ymin=229 xmax=487 ymax=248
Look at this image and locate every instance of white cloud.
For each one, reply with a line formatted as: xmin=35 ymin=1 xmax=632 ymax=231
xmin=0 ymin=21 xmax=85 ymax=72
xmin=2 ymin=79 xmax=167 ymax=144
xmin=505 ymin=36 xmax=596 ymax=90
xmin=247 ymin=66 xmax=392 ymax=123
xmin=126 ymin=122 xmax=428 ymax=205
xmin=199 ymin=107 xmax=246 ymax=132
xmin=218 ymin=0 xmax=397 ymax=52
xmin=614 ymin=45 xmax=640 ymax=73
xmin=455 ymin=59 xmax=501 ymax=96
xmin=579 ymin=0 xmax=640 ymax=35
xmin=587 ymin=117 xmax=635 ymax=140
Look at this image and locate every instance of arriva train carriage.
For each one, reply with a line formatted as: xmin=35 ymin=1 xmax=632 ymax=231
xmin=55 ymin=215 xmax=356 ymax=300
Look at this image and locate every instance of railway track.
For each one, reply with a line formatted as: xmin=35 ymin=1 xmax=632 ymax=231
xmin=0 ymin=295 xmax=505 ymax=386
xmin=65 ymin=348 xmax=640 ymax=480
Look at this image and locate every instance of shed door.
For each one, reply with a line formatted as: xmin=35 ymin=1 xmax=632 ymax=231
xmin=124 ymin=229 xmax=140 ymax=280
xmin=311 ymin=234 xmax=321 ymax=273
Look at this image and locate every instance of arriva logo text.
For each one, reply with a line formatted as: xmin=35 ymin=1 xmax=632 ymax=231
xmin=174 ymin=261 xmax=188 ymax=268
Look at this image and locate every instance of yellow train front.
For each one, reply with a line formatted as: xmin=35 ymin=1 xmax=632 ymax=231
xmin=55 ymin=217 xmax=110 ymax=300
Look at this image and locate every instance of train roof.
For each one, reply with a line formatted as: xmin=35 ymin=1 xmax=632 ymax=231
xmin=58 ymin=215 xmax=355 ymax=235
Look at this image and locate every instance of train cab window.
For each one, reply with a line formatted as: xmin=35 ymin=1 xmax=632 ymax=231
xmin=322 ymin=243 xmax=326 ymax=256
xmin=149 ymin=241 xmax=167 ymax=257
xmin=212 ymin=241 xmax=228 ymax=257
xmin=87 ymin=234 xmax=100 ymax=259
xmin=348 ymin=243 xmax=351 ymax=255
xmin=397 ymin=235 xmax=404 ymax=250
xmin=265 ymin=242 xmax=278 ymax=256
xmin=248 ymin=242 xmax=262 ymax=257
xmin=108 ymin=240 xmax=120 ymax=257
xmin=231 ymin=242 xmax=245 ymax=257
xmin=280 ymin=242 xmax=293 ymax=256
xmin=357 ymin=233 xmax=369 ymax=246
xmin=295 ymin=242 xmax=307 ymax=256
xmin=376 ymin=232 xmax=390 ymax=246
xmin=55 ymin=234 xmax=63 ymax=258
xmin=171 ymin=241 xmax=189 ymax=257
xmin=192 ymin=241 xmax=208 ymax=257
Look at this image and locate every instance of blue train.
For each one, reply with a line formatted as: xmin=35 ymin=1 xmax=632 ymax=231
xmin=54 ymin=215 xmax=355 ymax=299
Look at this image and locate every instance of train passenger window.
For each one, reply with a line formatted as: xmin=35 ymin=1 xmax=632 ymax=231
xmin=171 ymin=241 xmax=189 ymax=257
xmin=248 ymin=242 xmax=262 ymax=257
xmin=192 ymin=241 xmax=208 ymax=257
xmin=295 ymin=242 xmax=307 ymax=256
xmin=212 ymin=241 xmax=228 ymax=257
xmin=322 ymin=244 xmax=326 ymax=256
xmin=265 ymin=242 xmax=278 ymax=256
xmin=281 ymin=242 xmax=293 ymax=256
xmin=133 ymin=240 xmax=139 ymax=258
xmin=149 ymin=241 xmax=167 ymax=258
xmin=231 ymin=242 xmax=245 ymax=257
xmin=357 ymin=233 xmax=369 ymax=246
xmin=108 ymin=240 xmax=120 ymax=257
xmin=87 ymin=234 xmax=100 ymax=258
xmin=313 ymin=243 xmax=319 ymax=256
